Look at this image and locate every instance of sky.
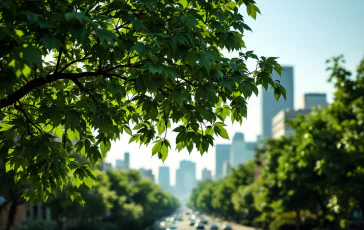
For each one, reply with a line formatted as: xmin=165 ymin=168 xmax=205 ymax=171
xmin=105 ymin=0 xmax=364 ymax=185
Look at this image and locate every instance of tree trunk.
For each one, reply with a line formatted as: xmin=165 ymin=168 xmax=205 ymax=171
xmin=295 ymin=210 xmax=301 ymax=230
xmin=5 ymin=201 xmax=18 ymax=230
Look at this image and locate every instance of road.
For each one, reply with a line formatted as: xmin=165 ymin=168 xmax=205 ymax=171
xmin=150 ymin=213 xmax=256 ymax=230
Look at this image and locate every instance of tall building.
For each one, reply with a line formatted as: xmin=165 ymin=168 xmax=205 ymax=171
xmin=115 ymin=159 xmax=124 ymax=169
xmin=230 ymin=133 xmax=257 ymax=168
xmin=124 ymin=152 xmax=130 ymax=169
xmin=302 ymin=93 xmax=328 ymax=109
xmin=272 ymin=93 xmax=327 ymax=139
xmin=140 ymin=168 xmax=155 ymax=182
xmin=175 ymin=160 xmax=196 ymax=200
xmin=215 ymin=144 xmax=230 ymax=180
xmin=201 ymin=168 xmax=212 ymax=181
xmin=158 ymin=166 xmax=170 ymax=191
xmin=261 ymin=66 xmax=294 ymax=139
xmin=272 ymin=109 xmax=312 ymax=139
xmin=222 ymin=161 xmax=231 ymax=177
xmin=102 ymin=162 xmax=112 ymax=171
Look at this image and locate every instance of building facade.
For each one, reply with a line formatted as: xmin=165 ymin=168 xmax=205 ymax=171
xmin=301 ymin=93 xmax=328 ymax=109
xmin=261 ymin=66 xmax=294 ymax=140
xmin=115 ymin=159 xmax=123 ymax=169
xmin=215 ymin=144 xmax=230 ymax=180
xmin=230 ymin=133 xmax=257 ymax=168
xmin=175 ymin=160 xmax=196 ymax=200
xmin=124 ymin=152 xmax=130 ymax=169
xmin=222 ymin=161 xmax=231 ymax=177
xmin=140 ymin=168 xmax=155 ymax=182
xmin=201 ymin=168 xmax=212 ymax=181
xmin=158 ymin=166 xmax=170 ymax=191
xmin=272 ymin=109 xmax=312 ymax=139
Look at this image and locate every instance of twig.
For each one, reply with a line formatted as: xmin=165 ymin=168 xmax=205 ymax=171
xmin=59 ymin=56 xmax=91 ymax=73
xmin=54 ymin=47 xmax=63 ymax=73
xmin=71 ymin=79 xmax=98 ymax=104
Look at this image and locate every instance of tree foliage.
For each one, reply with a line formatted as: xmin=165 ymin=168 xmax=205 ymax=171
xmin=48 ymin=169 xmax=179 ymax=230
xmin=0 ymin=0 xmax=286 ymax=201
xmin=188 ymin=56 xmax=364 ymax=229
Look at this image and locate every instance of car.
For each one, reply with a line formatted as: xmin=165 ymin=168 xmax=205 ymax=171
xmin=196 ymin=222 xmax=205 ymax=229
xmin=210 ymin=223 xmax=218 ymax=230
xmin=159 ymin=221 xmax=166 ymax=227
xmin=189 ymin=220 xmax=195 ymax=226
xmin=166 ymin=225 xmax=177 ymax=230
xmin=221 ymin=224 xmax=232 ymax=230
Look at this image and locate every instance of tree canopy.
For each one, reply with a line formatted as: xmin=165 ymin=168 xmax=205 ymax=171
xmin=188 ymin=56 xmax=364 ymax=229
xmin=0 ymin=0 xmax=286 ymax=201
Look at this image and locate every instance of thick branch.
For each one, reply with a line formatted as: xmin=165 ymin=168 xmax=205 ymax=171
xmin=0 ymin=72 xmax=103 ymax=109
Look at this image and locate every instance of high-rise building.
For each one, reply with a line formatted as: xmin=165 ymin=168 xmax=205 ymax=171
xmin=272 ymin=93 xmax=327 ymax=139
xmin=124 ymin=152 xmax=130 ymax=169
xmin=261 ymin=66 xmax=294 ymax=139
xmin=115 ymin=159 xmax=124 ymax=169
xmin=201 ymin=168 xmax=212 ymax=181
xmin=272 ymin=109 xmax=312 ymax=139
xmin=158 ymin=166 xmax=170 ymax=191
xmin=102 ymin=162 xmax=112 ymax=171
xmin=230 ymin=133 xmax=257 ymax=168
xmin=175 ymin=160 xmax=196 ymax=200
xmin=302 ymin=93 xmax=328 ymax=109
xmin=222 ymin=161 xmax=231 ymax=177
xmin=215 ymin=144 xmax=230 ymax=180
xmin=140 ymin=168 xmax=155 ymax=182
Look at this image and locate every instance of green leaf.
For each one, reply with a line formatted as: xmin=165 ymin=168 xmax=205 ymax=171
xmin=152 ymin=141 xmax=162 ymax=156
xmin=157 ymin=119 xmax=166 ymax=135
xmin=83 ymin=177 xmax=93 ymax=189
xmin=23 ymin=46 xmax=42 ymax=67
xmin=133 ymin=20 xmax=143 ymax=31
xmin=100 ymin=140 xmax=111 ymax=157
xmin=215 ymin=126 xmax=229 ymax=140
xmin=178 ymin=0 xmax=188 ymax=9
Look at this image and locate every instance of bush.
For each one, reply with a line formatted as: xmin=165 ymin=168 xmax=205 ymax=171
xmin=269 ymin=211 xmax=318 ymax=230
xmin=20 ymin=220 xmax=56 ymax=230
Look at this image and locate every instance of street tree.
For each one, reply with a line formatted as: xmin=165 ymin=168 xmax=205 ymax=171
xmin=0 ymin=0 xmax=286 ymax=201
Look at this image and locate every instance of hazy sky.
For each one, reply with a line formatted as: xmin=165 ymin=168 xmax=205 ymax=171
xmin=105 ymin=0 xmax=364 ymax=185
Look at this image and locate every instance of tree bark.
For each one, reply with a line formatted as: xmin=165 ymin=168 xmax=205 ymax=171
xmin=295 ymin=210 xmax=301 ymax=230
xmin=5 ymin=200 xmax=18 ymax=230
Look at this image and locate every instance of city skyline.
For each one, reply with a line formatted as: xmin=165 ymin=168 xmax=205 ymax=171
xmin=105 ymin=0 xmax=364 ymax=185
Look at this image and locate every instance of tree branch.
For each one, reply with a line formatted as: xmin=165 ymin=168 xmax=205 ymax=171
xmin=54 ymin=47 xmax=63 ymax=73
xmin=71 ymin=79 xmax=98 ymax=104
xmin=14 ymin=104 xmax=31 ymax=135
xmin=59 ymin=56 xmax=91 ymax=73
xmin=103 ymin=64 xmax=142 ymax=73
xmin=0 ymin=72 xmax=102 ymax=109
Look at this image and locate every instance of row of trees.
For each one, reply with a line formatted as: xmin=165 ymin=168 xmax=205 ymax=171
xmin=188 ymin=56 xmax=364 ymax=230
xmin=48 ymin=168 xmax=180 ymax=230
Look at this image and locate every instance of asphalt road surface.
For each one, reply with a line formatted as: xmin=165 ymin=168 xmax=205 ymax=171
xmin=150 ymin=213 xmax=256 ymax=230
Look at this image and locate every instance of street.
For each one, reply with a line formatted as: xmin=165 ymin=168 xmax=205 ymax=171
xmin=150 ymin=210 xmax=256 ymax=230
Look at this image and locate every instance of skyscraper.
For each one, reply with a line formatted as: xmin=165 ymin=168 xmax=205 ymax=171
xmin=302 ymin=93 xmax=328 ymax=109
xmin=201 ymin=168 xmax=212 ymax=181
xmin=261 ymin=66 xmax=294 ymax=139
xmin=230 ymin=133 xmax=257 ymax=168
xmin=222 ymin=161 xmax=231 ymax=177
xmin=175 ymin=160 xmax=196 ymax=200
xmin=124 ymin=152 xmax=130 ymax=169
xmin=215 ymin=144 xmax=230 ymax=180
xmin=140 ymin=168 xmax=155 ymax=182
xmin=115 ymin=159 xmax=123 ymax=169
xmin=158 ymin=166 xmax=170 ymax=191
